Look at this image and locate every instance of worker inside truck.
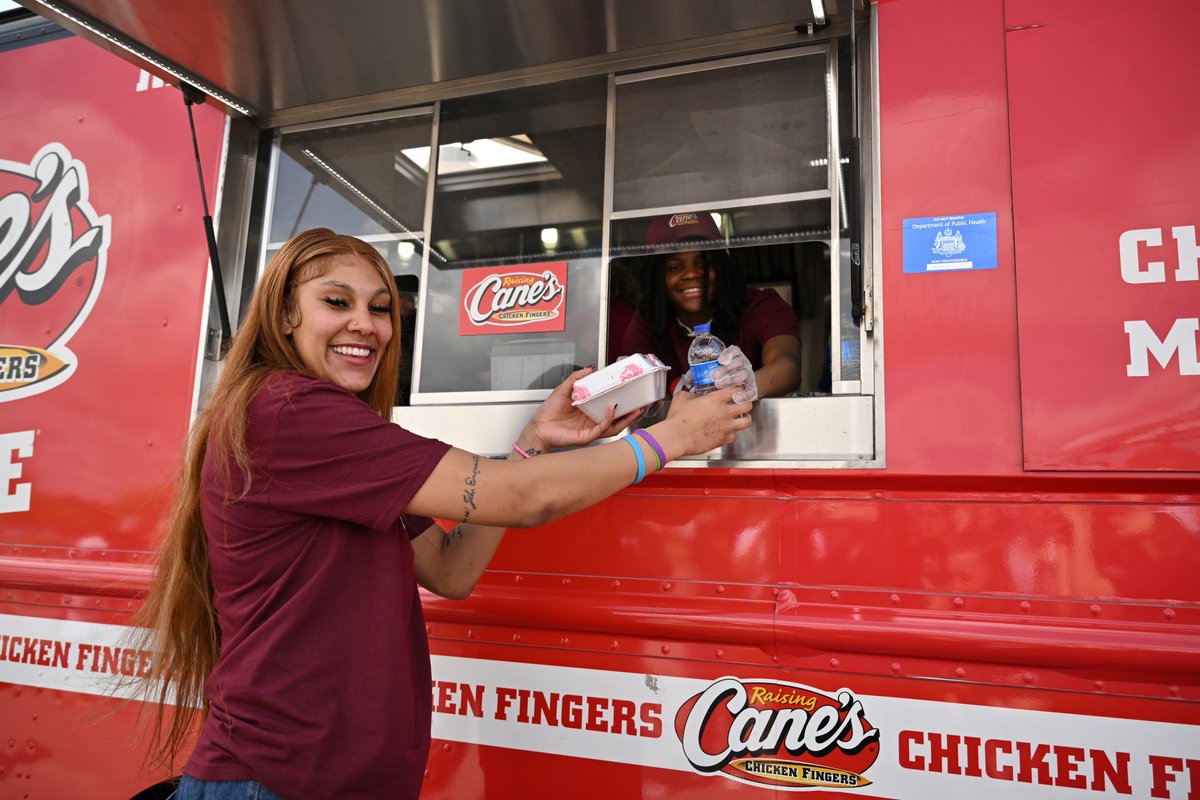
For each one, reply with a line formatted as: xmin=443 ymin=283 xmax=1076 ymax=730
xmin=617 ymin=211 xmax=804 ymax=398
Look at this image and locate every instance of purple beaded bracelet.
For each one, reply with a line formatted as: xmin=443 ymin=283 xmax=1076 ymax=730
xmin=633 ymin=429 xmax=667 ymax=471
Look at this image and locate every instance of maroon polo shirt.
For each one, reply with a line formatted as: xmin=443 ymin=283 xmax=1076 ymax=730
xmin=186 ymin=373 xmax=451 ymax=799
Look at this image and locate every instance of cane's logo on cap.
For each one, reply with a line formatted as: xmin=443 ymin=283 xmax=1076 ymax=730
xmin=647 ymin=212 xmax=722 ymax=248
xmin=0 ymin=143 xmax=110 ymax=402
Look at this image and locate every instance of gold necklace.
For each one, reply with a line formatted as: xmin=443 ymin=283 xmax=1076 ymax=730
xmin=676 ymin=317 xmax=712 ymax=338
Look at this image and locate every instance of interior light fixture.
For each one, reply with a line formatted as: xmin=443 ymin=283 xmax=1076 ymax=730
xmin=540 ymin=227 xmax=560 ymax=248
xmin=402 ymin=138 xmax=548 ymax=175
xmin=810 ymin=0 xmax=826 ymax=26
xmin=29 ymin=0 xmax=255 ymax=116
xmin=397 ymin=241 xmax=416 ymax=259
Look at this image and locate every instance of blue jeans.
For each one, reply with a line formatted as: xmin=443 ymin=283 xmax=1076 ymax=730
xmin=174 ymin=776 xmax=286 ymax=800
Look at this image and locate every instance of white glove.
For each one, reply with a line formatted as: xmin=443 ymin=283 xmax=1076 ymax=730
xmin=711 ymin=345 xmax=758 ymax=403
xmin=672 ymin=368 xmax=694 ymax=396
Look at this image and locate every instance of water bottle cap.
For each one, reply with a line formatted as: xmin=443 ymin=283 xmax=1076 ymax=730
xmin=693 ymin=322 xmax=710 ymax=334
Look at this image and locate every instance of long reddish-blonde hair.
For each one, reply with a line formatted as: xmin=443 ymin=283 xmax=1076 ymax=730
xmin=134 ymin=228 xmax=401 ymax=770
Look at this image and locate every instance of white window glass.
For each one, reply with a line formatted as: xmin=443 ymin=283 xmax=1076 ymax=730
xmin=415 ymin=78 xmax=607 ymax=398
xmin=267 ymin=111 xmax=434 ymax=404
xmin=613 ymin=51 xmax=829 ymax=212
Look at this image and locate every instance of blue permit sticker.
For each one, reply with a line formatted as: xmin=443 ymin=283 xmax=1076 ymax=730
xmin=903 ymin=212 xmax=998 ymax=274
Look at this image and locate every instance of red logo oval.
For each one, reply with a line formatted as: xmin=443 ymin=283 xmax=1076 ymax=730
xmin=674 ymin=677 xmax=880 ymax=790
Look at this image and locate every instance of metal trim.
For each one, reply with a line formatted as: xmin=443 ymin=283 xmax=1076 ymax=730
xmin=869 ymin=9 xmax=884 ymax=466
xmin=265 ymin=231 xmax=422 ymax=251
xmin=613 ymin=42 xmax=827 ymax=84
xmin=421 ymin=583 xmax=1200 ymax=678
xmin=410 ymin=389 xmax=552 ymax=407
xmin=254 ymin=131 xmax=283 ymax=284
xmin=599 ymin=73 xmax=618 ymax=363
xmin=278 ymin=104 xmax=434 ymax=136
xmin=609 ymin=190 xmax=832 ymax=221
xmin=410 ymin=101 xmax=441 ymax=397
xmin=827 ymin=45 xmax=844 ymax=386
xmin=27 ymin=0 xmax=255 ymax=116
xmin=258 ymin=24 xmax=852 ymax=129
xmin=396 ymin=396 xmax=875 ymax=465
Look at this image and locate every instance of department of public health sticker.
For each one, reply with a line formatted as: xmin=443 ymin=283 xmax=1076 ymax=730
xmin=903 ymin=212 xmax=998 ymax=274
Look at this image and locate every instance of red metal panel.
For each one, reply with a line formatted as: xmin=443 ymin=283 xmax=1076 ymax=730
xmin=488 ymin=476 xmax=782 ymax=586
xmin=1006 ymin=0 xmax=1200 ymax=471
xmin=0 ymin=34 xmax=224 ymax=800
xmin=0 ymin=36 xmax=225 ymax=553
xmin=4 ymin=685 xmax=165 ymax=798
xmin=875 ymin=0 xmax=1023 ymax=476
xmin=778 ymin=487 xmax=1200 ymax=603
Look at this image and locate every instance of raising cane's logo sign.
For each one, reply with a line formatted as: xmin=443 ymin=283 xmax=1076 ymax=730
xmin=675 ymin=677 xmax=881 ymax=791
xmin=0 ymin=144 xmax=110 ymax=402
xmin=459 ymin=262 xmax=567 ymax=336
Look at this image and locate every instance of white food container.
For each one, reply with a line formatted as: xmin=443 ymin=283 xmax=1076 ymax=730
xmin=570 ymin=353 xmax=669 ymax=422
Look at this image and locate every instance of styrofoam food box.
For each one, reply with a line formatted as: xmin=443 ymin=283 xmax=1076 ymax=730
xmin=570 ymin=353 xmax=669 ymax=422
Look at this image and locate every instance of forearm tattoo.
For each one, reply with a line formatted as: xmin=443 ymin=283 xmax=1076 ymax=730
xmin=442 ymin=526 xmax=464 ymax=549
xmin=461 ymin=455 xmax=480 ymax=522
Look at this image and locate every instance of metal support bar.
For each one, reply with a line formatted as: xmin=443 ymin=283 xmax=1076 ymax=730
xmin=848 ymin=0 xmax=864 ymax=326
xmin=182 ymin=83 xmax=232 ymax=356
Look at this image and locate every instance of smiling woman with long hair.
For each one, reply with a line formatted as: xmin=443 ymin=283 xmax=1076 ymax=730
xmin=132 ymin=228 xmax=752 ymax=800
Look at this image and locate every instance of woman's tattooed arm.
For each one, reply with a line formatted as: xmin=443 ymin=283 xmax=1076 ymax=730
xmin=461 ymin=455 xmax=480 ymax=522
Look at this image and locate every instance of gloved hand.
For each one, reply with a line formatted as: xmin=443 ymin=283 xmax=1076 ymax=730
xmin=711 ymin=345 xmax=758 ymax=403
xmin=672 ymin=368 xmax=694 ymax=396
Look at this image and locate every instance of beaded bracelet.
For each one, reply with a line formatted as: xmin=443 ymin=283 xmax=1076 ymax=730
xmin=512 ymin=442 xmax=535 ymax=459
xmin=633 ymin=429 xmax=666 ymax=471
xmin=622 ymin=435 xmax=646 ymax=484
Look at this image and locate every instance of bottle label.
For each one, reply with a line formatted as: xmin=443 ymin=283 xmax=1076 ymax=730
xmin=691 ymin=359 xmax=720 ymax=388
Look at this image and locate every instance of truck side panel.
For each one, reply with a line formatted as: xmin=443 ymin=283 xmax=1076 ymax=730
xmin=0 ymin=34 xmax=226 ymax=797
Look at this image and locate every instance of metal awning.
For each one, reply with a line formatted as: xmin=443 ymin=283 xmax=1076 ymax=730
xmin=17 ymin=0 xmax=843 ymax=126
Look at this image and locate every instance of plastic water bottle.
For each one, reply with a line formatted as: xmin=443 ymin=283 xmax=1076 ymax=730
xmin=687 ymin=322 xmax=725 ymax=396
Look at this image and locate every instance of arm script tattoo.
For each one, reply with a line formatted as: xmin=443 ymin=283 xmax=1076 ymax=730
xmin=461 ymin=455 xmax=480 ymax=522
xmin=442 ymin=525 xmax=464 ymax=549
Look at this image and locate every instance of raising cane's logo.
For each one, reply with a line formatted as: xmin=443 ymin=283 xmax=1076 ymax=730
xmin=0 ymin=143 xmax=110 ymax=402
xmin=459 ymin=262 xmax=567 ymax=336
xmin=675 ymin=677 xmax=880 ymax=791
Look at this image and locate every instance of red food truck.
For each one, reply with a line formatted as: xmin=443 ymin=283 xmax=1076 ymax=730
xmin=1 ymin=0 xmax=1197 ymax=797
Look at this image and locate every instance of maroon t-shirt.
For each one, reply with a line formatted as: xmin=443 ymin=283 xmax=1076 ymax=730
xmin=186 ymin=373 xmax=451 ymax=800
xmin=622 ymin=287 xmax=799 ymax=387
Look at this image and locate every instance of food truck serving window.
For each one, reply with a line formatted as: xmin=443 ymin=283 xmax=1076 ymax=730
xmin=414 ymin=78 xmax=608 ymax=401
xmin=261 ymin=40 xmax=879 ymax=467
xmin=605 ymin=46 xmax=874 ymax=464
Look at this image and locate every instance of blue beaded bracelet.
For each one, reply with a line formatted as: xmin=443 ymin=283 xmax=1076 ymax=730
xmin=622 ymin=435 xmax=646 ymax=484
